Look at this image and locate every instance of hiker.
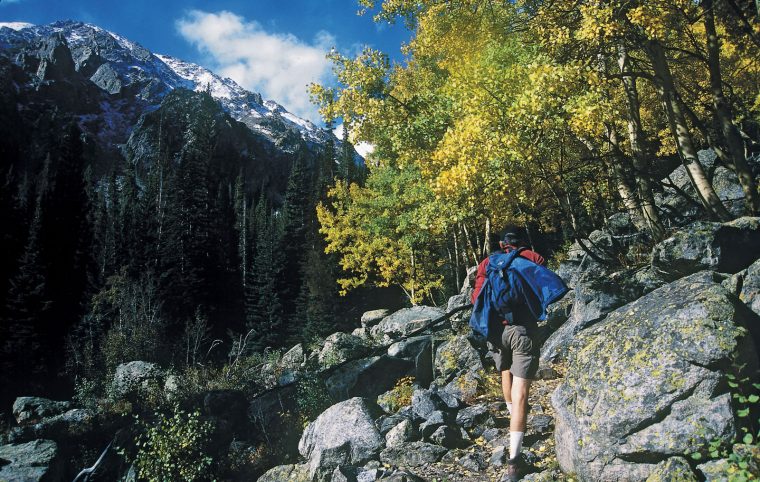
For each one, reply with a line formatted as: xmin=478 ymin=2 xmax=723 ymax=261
xmin=471 ymin=231 xmax=545 ymax=481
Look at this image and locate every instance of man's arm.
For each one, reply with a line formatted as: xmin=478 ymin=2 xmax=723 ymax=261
xmin=471 ymin=258 xmax=489 ymax=304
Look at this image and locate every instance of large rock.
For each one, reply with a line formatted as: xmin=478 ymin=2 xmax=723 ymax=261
xmin=385 ymin=419 xmax=415 ymax=448
xmin=434 ymin=335 xmax=483 ymax=379
xmin=379 ymin=441 xmax=447 ymax=467
xmin=651 ymin=217 xmax=760 ymax=281
xmin=552 ymin=271 xmax=758 ymax=481
xmin=460 ymin=266 xmax=478 ymax=297
xmin=361 ymin=309 xmax=390 ymax=329
xmin=0 ymin=439 xmax=63 ymax=482
xmin=6 ymin=409 xmax=95 ymax=445
xmin=257 ymin=463 xmax=310 ymax=482
xmin=90 ymin=62 xmax=122 ymax=94
xmin=12 ymin=398 xmax=71 ymax=425
xmin=36 ymin=33 xmax=76 ymax=81
xmin=281 ymin=343 xmax=305 ymax=369
xmin=388 ymin=336 xmax=433 ymax=387
xmin=645 ymin=457 xmax=698 ymax=482
xmin=111 ymin=361 xmax=163 ymax=399
xmin=410 ymin=389 xmax=449 ymax=421
xmin=446 ymin=294 xmax=472 ymax=330
xmin=441 ymin=370 xmax=481 ymax=404
xmin=741 ymin=258 xmax=760 ymax=316
xmin=325 ymin=356 xmax=413 ymax=401
xmin=656 ymin=149 xmax=717 ymax=223
xmin=319 ymin=332 xmax=371 ymax=368
xmin=541 ymin=268 xmax=664 ymax=363
xmin=556 ymin=231 xmax=618 ymax=288
xmin=370 ymin=306 xmax=445 ymax=342
xmin=298 ymin=397 xmax=385 ymax=479
xmin=712 ymin=166 xmax=747 ymax=217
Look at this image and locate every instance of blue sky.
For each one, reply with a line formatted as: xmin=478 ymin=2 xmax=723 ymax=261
xmin=0 ymin=0 xmax=411 ymax=122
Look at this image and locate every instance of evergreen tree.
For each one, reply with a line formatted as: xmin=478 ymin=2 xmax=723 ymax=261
xmin=246 ymin=193 xmax=284 ymax=351
xmin=338 ymin=120 xmax=355 ymax=182
xmin=234 ymin=171 xmax=248 ymax=290
xmin=40 ymin=122 xmax=91 ymax=354
xmin=3 ymin=196 xmax=49 ymax=383
xmin=319 ymin=119 xmax=336 ymax=189
xmin=279 ymin=151 xmax=310 ymax=321
xmin=298 ymin=245 xmax=338 ymax=344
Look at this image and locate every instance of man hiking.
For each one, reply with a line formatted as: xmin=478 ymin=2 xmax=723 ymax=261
xmin=471 ymin=231 xmax=545 ymax=481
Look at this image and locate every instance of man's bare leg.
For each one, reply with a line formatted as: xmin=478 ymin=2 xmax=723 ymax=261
xmin=509 ymin=375 xmax=531 ymax=461
xmin=510 ymin=375 xmax=530 ymax=432
xmin=501 ymin=370 xmax=513 ymax=414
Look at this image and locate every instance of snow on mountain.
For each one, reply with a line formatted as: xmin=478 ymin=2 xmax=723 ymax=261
xmin=0 ymin=20 xmax=333 ymax=147
xmin=0 ymin=22 xmax=34 ymax=31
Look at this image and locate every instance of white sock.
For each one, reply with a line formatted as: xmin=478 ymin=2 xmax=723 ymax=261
xmin=509 ymin=431 xmax=524 ymax=460
xmin=506 ymin=402 xmax=513 ymax=415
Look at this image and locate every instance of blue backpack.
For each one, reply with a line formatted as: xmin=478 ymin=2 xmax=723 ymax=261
xmin=469 ymin=248 xmax=569 ymax=339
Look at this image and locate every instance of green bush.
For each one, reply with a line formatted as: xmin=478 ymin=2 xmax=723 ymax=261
xmin=377 ymin=376 xmax=415 ymax=413
xmin=129 ymin=405 xmax=214 ymax=481
xmin=688 ymin=373 xmax=760 ymax=481
xmin=296 ymin=375 xmax=333 ymax=427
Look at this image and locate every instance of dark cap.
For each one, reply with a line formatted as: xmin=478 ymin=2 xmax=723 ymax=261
xmin=502 ymin=232 xmax=521 ymax=244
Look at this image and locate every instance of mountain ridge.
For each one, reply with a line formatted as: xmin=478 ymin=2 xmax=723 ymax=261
xmin=0 ymin=19 xmax=335 ymax=149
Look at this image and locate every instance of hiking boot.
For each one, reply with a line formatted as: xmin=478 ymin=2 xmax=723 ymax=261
xmin=502 ymin=456 xmax=521 ymax=482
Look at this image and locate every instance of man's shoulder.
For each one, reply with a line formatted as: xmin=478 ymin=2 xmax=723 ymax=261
xmin=518 ymin=248 xmax=545 ymax=266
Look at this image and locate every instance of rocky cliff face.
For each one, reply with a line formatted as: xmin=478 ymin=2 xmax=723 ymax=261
xmin=0 ymin=20 xmax=353 ymax=177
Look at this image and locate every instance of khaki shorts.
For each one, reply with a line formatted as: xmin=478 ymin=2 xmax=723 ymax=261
xmin=487 ymin=323 xmax=539 ymax=379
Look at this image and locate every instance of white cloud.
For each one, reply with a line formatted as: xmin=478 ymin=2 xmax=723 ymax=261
xmin=176 ymin=10 xmax=335 ymax=123
xmin=333 ymin=123 xmax=375 ymax=160
xmin=0 ymin=0 xmax=24 ymax=6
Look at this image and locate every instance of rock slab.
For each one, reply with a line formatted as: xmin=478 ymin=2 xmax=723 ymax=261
xmin=299 ymin=397 xmax=384 ymax=479
xmin=552 ymin=271 xmax=756 ymax=481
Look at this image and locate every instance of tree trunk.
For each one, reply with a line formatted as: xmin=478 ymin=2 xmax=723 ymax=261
xmin=617 ymin=43 xmax=666 ymax=239
xmin=482 ymin=217 xmax=491 ymax=258
xmin=451 ymin=228 xmax=461 ymax=291
xmin=646 ymin=39 xmax=733 ymax=221
xmin=603 ymin=127 xmax=649 ymax=230
xmin=703 ymin=0 xmax=760 ymax=215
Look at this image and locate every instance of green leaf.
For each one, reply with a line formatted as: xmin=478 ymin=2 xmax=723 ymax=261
xmin=748 ymin=394 xmax=759 ymax=403
xmin=743 ymin=433 xmax=754 ymax=444
xmin=738 ymin=408 xmax=751 ymax=417
xmin=739 ymin=461 xmax=749 ymax=470
xmin=691 ymin=452 xmax=702 ymax=461
xmin=729 ymin=381 xmax=740 ymax=388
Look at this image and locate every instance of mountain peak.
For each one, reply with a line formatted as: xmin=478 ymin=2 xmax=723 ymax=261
xmin=0 ymin=20 xmax=336 ymax=148
xmin=0 ymin=22 xmax=35 ymax=31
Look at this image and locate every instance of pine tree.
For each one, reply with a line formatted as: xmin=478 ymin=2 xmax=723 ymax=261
xmin=40 ymin=122 xmax=91 ymax=353
xmin=338 ymin=120 xmax=355 ymax=182
xmin=246 ymin=193 xmax=284 ymax=351
xmin=234 ymin=171 xmax=248 ymax=290
xmin=3 ymin=197 xmax=49 ymax=381
xmin=278 ymin=151 xmax=310 ymax=318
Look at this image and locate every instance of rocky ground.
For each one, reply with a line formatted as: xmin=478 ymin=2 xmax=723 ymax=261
xmin=410 ymin=367 xmax=566 ymax=482
xmin=2 ymin=148 xmax=760 ymax=481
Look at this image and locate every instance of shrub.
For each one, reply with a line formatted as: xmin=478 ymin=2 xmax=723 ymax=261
xmin=377 ymin=376 xmax=415 ymax=413
xmin=687 ymin=373 xmax=760 ymax=481
xmin=296 ymin=375 xmax=333 ymax=426
xmin=128 ymin=405 xmax=214 ymax=481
